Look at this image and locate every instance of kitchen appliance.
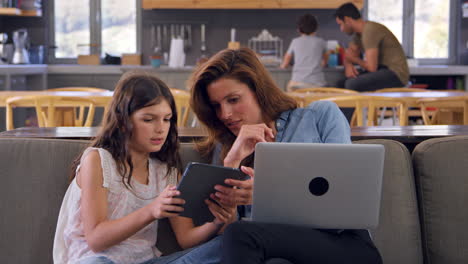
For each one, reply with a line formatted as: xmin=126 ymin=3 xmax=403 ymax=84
xmin=12 ymin=29 xmax=30 ymax=64
xmin=248 ymin=29 xmax=283 ymax=66
xmin=0 ymin=33 xmax=8 ymax=64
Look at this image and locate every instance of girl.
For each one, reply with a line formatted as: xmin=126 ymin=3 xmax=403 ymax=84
xmin=53 ymin=71 xmax=234 ymax=264
xmin=189 ymin=48 xmax=383 ymax=264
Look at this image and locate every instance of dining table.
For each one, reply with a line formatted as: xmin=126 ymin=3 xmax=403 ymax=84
xmin=288 ymin=90 xmax=468 ymax=106
xmin=2 ymin=125 xmax=468 ymax=151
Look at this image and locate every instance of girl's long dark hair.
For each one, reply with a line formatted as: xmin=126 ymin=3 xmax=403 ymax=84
xmin=70 ymin=71 xmax=182 ymax=189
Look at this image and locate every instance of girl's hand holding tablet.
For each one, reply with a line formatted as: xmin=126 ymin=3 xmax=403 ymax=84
xmin=148 ymin=185 xmax=185 ymax=219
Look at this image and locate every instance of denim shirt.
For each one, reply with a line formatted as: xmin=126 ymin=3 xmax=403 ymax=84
xmin=212 ymin=101 xmax=351 ymax=221
xmin=275 ymin=101 xmax=351 ymax=144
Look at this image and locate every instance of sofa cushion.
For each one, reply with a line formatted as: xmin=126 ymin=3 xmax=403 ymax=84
xmin=412 ymin=136 xmax=468 ymax=264
xmin=0 ymin=139 xmax=210 ymax=263
xmin=355 ymin=139 xmax=423 ymax=264
xmin=0 ymin=138 xmax=90 ymax=264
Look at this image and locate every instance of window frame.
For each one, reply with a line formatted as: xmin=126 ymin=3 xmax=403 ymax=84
xmin=365 ymin=0 xmax=458 ymax=65
xmin=48 ymin=0 xmax=141 ymax=64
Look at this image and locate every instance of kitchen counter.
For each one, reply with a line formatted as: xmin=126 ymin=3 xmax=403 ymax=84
xmin=46 ymin=64 xmax=468 ymax=74
xmin=2 ymin=64 xmax=468 ymax=90
xmin=0 ymin=65 xmax=47 ymax=90
xmin=0 ymin=64 xmax=47 ymax=74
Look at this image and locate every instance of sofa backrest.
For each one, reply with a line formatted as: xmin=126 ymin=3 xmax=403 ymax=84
xmin=412 ymin=136 xmax=468 ymax=264
xmin=0 ymin=138 xmax=425 ymax=263
xmin=355 ymin=139 xmax=423 ymax=264
xmin=0 ymin=138 xmax=90 ymax=264
xmin=0 ymin=139 xmax=209 ymax=263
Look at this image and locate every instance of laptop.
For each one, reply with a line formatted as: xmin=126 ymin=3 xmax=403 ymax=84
xmin=251 ymin=142 xmax=385 ymax=229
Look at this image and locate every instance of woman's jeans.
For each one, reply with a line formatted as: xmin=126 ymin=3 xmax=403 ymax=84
xmin=77 ymin=235 xmax=222 ymax=264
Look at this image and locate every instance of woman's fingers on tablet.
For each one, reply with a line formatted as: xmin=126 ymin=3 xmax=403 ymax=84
xmin=205 ymin=199 xmax=229 ymax=222
xmin=225 ymin=178 xmax=253 ymax=189
xmin=214 ymin=191 xmax=236 ymax=204
xmin=211 ymin=193 xmax=236 ymax=208
xmin=240 ymin=166 xmax=255 ymax=178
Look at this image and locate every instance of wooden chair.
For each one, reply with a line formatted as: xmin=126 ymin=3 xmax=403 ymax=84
xmin=367 ymin=96 xmax=408 ymax=126
xmin=170 ymin=88 xmax=191 ymax=127
xmin=288 ymin=87 xmax=358 ymax=108
xmin=286 ymin=92 xmax=307 ymax=107
xmin=320 ymin=95 xmax=369 ymax=126
xmin=373 ymin=87 xmax=430 ymax=124
xmin=321 ymin=96 xmax=408 ymax=126
xmin=47 ymin=87 xmax=108 ymax=124
xmin=294 ymin=87 xmax=359 ymax=94
xmin=417 ymin=96 xmax=468 ymax=125
xmin=47 ymin=87 xmax=108 ymax=92
xmin=6 ymin=95 xmax=96 ymax=130
xmin=373 ymin=87 xmax=430 ymax=93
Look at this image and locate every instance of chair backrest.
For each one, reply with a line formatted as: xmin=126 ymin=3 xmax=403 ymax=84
xmin=170 ymin=88 xmax=191 ymax=127
xmin=417 ymin=96 xmax=468 ymax=125
xmin=412 ymin=136 xmax=468 ymax=264
xmin=294 ymin=87 xmax=359 ymax=94
xmin=355 ymin=139 xmax=423 ymax=264
xmin=374 ymin=87 xmax=429 ymax=93
xmin=47 ymin=87 xmax=108 ymax=92
xmin=366 ymin=96 xmax=408 ymax=126
xmin=6 ymin=95 xmax=96 ymax=130
xmin=320 ymin=95 xmax=369 ymax=126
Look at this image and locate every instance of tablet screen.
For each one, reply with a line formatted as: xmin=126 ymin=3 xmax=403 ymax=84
xmin=177 ymin=162 xmax=248 ymax=225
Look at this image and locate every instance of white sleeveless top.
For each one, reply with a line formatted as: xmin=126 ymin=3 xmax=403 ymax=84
xmin=53 ymin=147 xmax=177 ymax=264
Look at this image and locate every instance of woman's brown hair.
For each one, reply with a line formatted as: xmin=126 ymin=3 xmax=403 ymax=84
xmin=189 ymin=48 xmax=298 ymax=162
xmin=70 ymin=71 xmax=182 ymax=189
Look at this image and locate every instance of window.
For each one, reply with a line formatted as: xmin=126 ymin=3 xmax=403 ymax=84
xmin=51 ymin=0 xmax=138 ymax=61
xmin=368 ymin=0 xmax=403 ymax=43
xmin=413 ymin=0 xmax=450 ymax=59
xmin=367 ymin=0 xmax=454 ymax=63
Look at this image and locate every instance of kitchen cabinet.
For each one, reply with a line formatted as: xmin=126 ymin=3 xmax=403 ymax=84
xmin=0 ymin=7 xmax=42 ymax=17
xmin=142 ymin=0 xmax=195 ymax=9
xmin=142 ymin=0 xmax=362 ymax=9
xmin=195 ymin=0 xmax=279 ymax=9
xmin=280 ymin=0 xmax=363 ymax=9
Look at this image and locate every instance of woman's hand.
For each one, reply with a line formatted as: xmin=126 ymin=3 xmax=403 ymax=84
xmin=149 ymin=185 xmax=185 ymax=220
xmin=205 ymin=194 xmax=237 ymax=226
xmin=224 ymin=124 xmax=274 ymax=168
xmin=214 ymin=166 xmax=255 ymax=206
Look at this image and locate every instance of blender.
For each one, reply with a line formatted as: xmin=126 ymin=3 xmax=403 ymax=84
xmin=12 ymin=29 xmax=30 ymax=64
xmin=0 ymin=33 xmax=8 ymax=64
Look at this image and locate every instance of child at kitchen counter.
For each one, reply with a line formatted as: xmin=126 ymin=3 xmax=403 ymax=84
xmin=280 ymin=14 xmax=328 ymax=91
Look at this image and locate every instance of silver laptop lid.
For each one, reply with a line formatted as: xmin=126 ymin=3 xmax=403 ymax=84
xmin=252 ymin=142 xmax=384 ymax=229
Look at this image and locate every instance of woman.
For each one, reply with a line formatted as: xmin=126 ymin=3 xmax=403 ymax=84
xmin=189 ymin=48 xmax=382 ymax=264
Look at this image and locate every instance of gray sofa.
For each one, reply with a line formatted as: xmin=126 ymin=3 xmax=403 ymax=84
xmin=0 ymin=136 xmax=467 ymax=264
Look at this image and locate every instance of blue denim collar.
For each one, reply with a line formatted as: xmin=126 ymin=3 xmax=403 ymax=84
xmin=275 ymin=110 xmax=292 ymax=142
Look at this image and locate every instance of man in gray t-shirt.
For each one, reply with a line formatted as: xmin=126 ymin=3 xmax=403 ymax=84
xmin=281 ymin=14 xmax=327 ymax=91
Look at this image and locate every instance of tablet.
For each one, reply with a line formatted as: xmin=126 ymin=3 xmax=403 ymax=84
xmin=177 ymin=162 xmax=249 ymax=225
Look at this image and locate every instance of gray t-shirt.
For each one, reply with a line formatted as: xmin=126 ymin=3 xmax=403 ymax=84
xmin=286 ymin=35 xmax=327 ymax=86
